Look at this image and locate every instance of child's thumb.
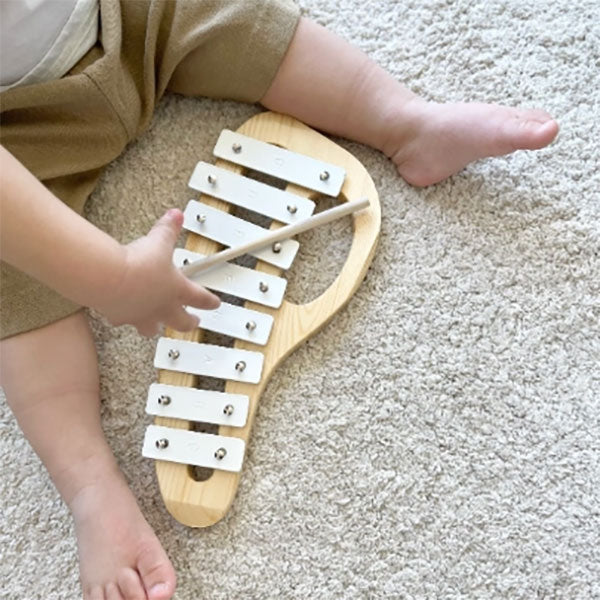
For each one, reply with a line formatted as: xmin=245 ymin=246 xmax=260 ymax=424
xmin=149 ymin=209 xmax=183 ymax=247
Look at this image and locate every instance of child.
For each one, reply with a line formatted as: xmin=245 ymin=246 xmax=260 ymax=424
xmin=0 ymin=1 xmax=558 ymax=599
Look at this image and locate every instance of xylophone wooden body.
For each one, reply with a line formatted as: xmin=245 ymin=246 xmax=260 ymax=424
xmin=152 ymin=111 xmax=381 ymax=527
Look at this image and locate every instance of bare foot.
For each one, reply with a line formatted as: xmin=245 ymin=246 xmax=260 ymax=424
xmin=388 ymin=100 xmax=559 ymax=186
xmin=68 ymin=462 xmax=176 ymax=600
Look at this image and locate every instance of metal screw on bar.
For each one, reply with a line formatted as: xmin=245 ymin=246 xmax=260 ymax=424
xmin=183 ymin=258 xmax=189 ymax=265
xmin=168 ymin=349 xmax=180 ymax=360
xmin=232 ymin=143 xmax=242 ymax=153
xmin=245 ymin=320 xmax=256 ymax=331
xmin=155 ymin=438 xmax=169 ymax=449
xmin=223 ymin=404 xmax=234 ymax=416
xmin=287 ymin=204 xmax=297 ymax=214
xmin=235 ymin=360 xmax=246 ymax=372
xmin=158 ymin=395 xmax=171 ymax=406
xmin=207 ymin=174 xmax=217 ymax=185
xmin=196 ymin=214 xmax=207 ymax=224
xmin=320 ymin=170 xmax=330 ymax=181
xmin=272 ymin=242 xmax=282 ymax=253
xmin=214 ymin=447 xmax=227 ymax=460
xmin=259 ymin=281 xmax=269 ymax=293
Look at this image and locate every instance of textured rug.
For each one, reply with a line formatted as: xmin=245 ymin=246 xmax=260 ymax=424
xmin=1 ymin=0 xmax=599 ymax=598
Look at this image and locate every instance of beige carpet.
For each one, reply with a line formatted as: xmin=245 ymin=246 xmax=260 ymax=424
xmin=1 ymin=0 xmax=599 ymax=598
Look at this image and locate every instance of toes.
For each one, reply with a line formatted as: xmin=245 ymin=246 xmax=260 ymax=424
xmin=137 ymin=543 xmax=176 ymax=600
xmin=528 ymin=118 xmax=559 ymax=148
xmin=105 ymin=582 xmax=125 ymax=600
xmin=514 ymin=117 xmax=559 ymax=150
xmin=511 ymin=107 xmax=553 ymax=124
xmin=86 ymin=586 xmax=106 ymax=600
xmin=118 ymin=568 xmax=147 ymax=600
xmin=494 ymin=105 xmax=558 ymax=153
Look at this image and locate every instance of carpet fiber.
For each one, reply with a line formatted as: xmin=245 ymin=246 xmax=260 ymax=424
xmin=1 ymin=0 xmax=599 ymax=598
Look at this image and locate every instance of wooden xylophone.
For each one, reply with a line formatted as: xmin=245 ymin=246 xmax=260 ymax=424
xmin=142 ymin=111 xmax=381 ymax=527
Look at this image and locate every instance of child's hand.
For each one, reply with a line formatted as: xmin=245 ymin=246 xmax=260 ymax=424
xmin=0 ymin=145 xmax=217 ymax=336
xmin=94 ymin=209 xmax=220 ymax=336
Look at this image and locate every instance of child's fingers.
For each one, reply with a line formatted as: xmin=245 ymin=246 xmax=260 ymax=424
xmin=148 ymin=209 xmax=184 ymax=248
xmin=165 ymin=306 xmax=200 ymax=333
xmin=181 ymin=279 xmax=221 ymax=310
xmin=136 ymin=319 xmax=161 ymax=338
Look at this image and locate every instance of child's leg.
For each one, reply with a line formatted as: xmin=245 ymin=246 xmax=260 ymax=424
xmin=0 ymin=312 xmax=175 ymax=600
xmin=260 ymin=18 xmax=559 ymax=186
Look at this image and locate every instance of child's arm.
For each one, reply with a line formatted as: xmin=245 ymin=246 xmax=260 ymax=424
xmin=0 ymin=146 xmax=219 ymax=336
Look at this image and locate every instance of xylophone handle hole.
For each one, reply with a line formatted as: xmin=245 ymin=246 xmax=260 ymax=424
xmin=189 ymin=464 xmax=214 ymax=482
xmin=284 ymin=194 xmax=353 ymax=306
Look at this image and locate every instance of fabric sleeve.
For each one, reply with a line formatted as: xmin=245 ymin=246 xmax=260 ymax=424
xmin=166 ymin=0 xmax=301 ymax=103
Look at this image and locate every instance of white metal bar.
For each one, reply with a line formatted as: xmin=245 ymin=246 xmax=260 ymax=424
xmin=188 ymin=161 xmax=315 ymax=222
xmin=213 ymin=130 xmax=345 ymax=197
xmin=154 ymin=338 xmax=264 ymax=384
xmin=174 ymin=249 xmax=287 ymax=308
xmin=146 ymin=383 xmax=249 ymax=427
xmin=142 ymin=425 xmax=245 ymax=472
xmin=183 ymin=200 xmax=299 ymax=270
xmin=186 ymin=301 xmax=273 ymax=346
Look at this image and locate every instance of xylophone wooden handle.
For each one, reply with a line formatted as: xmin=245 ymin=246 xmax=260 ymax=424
xmin=154 ymin=112 xmax=381 ymax=527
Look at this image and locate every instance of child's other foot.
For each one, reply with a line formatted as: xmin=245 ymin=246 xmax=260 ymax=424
xmin=388 ymin=100 xmax=559 ymax=186
xmin=68 ymin=463 xmax=176 ymax=600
